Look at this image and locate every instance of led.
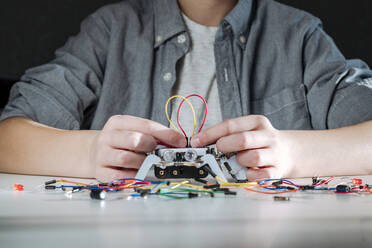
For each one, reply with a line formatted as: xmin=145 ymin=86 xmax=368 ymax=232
xmin=163 ymin=150 xmax=175 ymax=162
xmin=352 ymin=178 xmax=363 ymax=185
xmin=185 ymin=149 xmax=197 ymax=162
xmin=13 ymin=184 xmax=24 ymax=191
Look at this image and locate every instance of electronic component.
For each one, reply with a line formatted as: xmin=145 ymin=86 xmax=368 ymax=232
xmin=312 ymin=177 xmax=321 ymax=185
xmin=188 ymin=192 xmax=198 ymax=198
xmin=153 ymin=94 xmax=247 ymax=183
xmin=185 ymin=149 xmax=198 ymax=161
xmin=213 ymin=188 xmax=237 ymax=195
xmin=352 ymin=178 xmax=363 ymax=185
xmin=336 ymin=184 xmax=351 ymax=193
xmin=135 ymin=147 xmax=247 ymax=183
xmin=274 ymin=196 xmax=290 ymax=201
xmin=204 ymin=184 xmax=220 ymax=189
xmin=45 ymin=180 xmax=57 ymax=185
xmin=90 ymin=190 xmax=107 ymax=200
xmin=301 ymin=185 xmax=315 ymax=190
xmin=40 ymin=175 xmax=372 ymax=202
xmin=134 ymin=188 xmax=152 ymax=197
xmin=13 ymin=184 xmax=24 ymax=191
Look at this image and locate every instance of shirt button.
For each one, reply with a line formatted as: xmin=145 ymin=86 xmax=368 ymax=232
xmin=156 ymin=35 xmax=163 ymax=43
xmin=239 ymin=35 xmax=246 ymax=44
xmin=163 ymin=72 xmax=172 ymax=82
xmin=177 ymin=34 xmax=186 ymax=44
xmin=222 ymin=21 xmax=230 ymax=29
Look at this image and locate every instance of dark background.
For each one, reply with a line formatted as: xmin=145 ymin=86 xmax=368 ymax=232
xmin=0 ymin=0 xmax=371 ymax=108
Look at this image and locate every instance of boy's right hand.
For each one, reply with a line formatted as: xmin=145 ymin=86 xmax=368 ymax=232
xmin=90 ymin=115 xmax=186 ymax=182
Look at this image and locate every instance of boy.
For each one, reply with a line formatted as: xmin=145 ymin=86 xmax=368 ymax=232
xmin=1 ymin=0 xmax=372 ymax=182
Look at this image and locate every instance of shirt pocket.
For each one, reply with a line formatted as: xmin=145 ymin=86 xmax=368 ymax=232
xmin=250 ymin=84 xmax=312 ymax=130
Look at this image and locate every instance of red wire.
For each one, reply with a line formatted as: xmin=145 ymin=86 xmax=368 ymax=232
xmin=314 ymin=176 xmax=334 ymax=186
xmin=177 ymin=94 xmax=208 ymax=137
xmin=244 ymin=186 xmax=300 ymax=195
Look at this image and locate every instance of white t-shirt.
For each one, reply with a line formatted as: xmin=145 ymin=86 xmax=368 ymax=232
xmin=170 ymin=14 xmax=223 ymax=137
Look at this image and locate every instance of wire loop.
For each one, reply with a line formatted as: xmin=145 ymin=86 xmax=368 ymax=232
xmin=177 ymin=94 xmax=208 ymax=137
xmin=165 ymin=95 xmax=196 ymax=136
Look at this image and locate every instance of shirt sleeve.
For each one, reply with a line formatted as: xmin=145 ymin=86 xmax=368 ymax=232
xmin=303 ymin=24 xmax=372 ymax=130
xmin=0 ymin=10 xmax=110 ymax=130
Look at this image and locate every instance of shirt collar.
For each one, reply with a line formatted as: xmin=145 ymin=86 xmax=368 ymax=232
xmin=153 ymin=0 xmax=186 ymax=48
xmin=224 ymin=0 xmax=253 ymax=38
xmin=153 ymin=0 xmax=253 ymax=48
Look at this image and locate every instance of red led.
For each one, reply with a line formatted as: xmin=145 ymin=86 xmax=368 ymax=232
xmin=13 ymin=184 xmax=24 ymax=191
xmin=352 ymin=178 xmax=363 ymax=185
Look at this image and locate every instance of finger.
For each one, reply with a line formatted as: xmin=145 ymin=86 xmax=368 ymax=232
xmin=236 ymin=148 xmax=276 ymax=168
xmin=103 ymin=130 xmax=157 ymax=152
xmin=246 ymin=167 xmax=278 ymax=181
xmin=105 ymin=115 xmax=186 ymax=147
xmin=96 ymin=167 xmax=138 ymax=183
xmin=216 ymin=131 xmax=275 ymax=153
xmin=100 ymin=148 xmax=146 ymax=169
xmin=191 ymin=115 xmax=272 ymax=147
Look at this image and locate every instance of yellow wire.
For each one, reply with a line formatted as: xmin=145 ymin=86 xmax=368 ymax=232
xmin=146 ymin=183 xmax=167 ymax=191
xmin=215 ymin=176 xmax=257 ymax=187
xmin=171 ymin=180 xmax=189 ymax=189
xmin=143 ymin=182 xmax=210 ymax=193
xmin=169 ymin=182 xmax=211 ymax=192
xmin=165 ymin=95 xmax=196 ymax=137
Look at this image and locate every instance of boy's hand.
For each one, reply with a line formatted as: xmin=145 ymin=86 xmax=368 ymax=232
xmin=191 ymin=115 xmax=294 ymax=181
xmin=90 ymin=115 xmax=186 ymax=182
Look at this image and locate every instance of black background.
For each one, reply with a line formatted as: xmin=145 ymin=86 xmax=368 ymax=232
xmin=0 ymin=0 xmax=371 ymax=106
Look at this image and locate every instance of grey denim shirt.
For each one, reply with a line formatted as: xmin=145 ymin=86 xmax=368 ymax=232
xmin=2 ymin=0 xmax=372 ymax=130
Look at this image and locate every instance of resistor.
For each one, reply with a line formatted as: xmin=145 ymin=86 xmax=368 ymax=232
xmin=274 ymin=196 xmax=290 ymax=201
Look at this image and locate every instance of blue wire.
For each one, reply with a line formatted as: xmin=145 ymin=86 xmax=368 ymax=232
xmin=258 ymin=179 xmax=336 ymax=191
xmin=130 ymin=191 xmax=188 ymax=197
xmin=130 ymin=192 xmax=157 ymax=197
xmin=56 ymin=178 xmax=156 ymax=193
xmin=312 ymin=188 xmax=336 ymax=191
xmin=262 ymin=187 xmax=290 ymax=191
xmin=109 ymin=178 xmax=148 ymax=185
xmin=151 ymin=181 xmax=167 ymax=192
xmin=56 ymin=186 xmax=119 ymax=192
xmin=258 ymin=179 xmax=301 ymax=188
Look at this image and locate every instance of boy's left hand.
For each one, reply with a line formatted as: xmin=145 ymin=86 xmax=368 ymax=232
xmin=190 ymin=115 xmax=294 ymax=181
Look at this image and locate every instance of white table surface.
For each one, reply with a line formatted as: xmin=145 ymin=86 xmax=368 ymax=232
xmin=1 ymin=173 xmax=372 ymax=248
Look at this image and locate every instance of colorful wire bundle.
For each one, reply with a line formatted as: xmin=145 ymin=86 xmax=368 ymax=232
xmin=43 ymin=176 xmax=372 ymax=200
xmin=243 ymin=178 xmax=329 ymax=195
xmin=44 ymin=178 xmax=216 ymax=200
xmin=46 ymin=178 xmax=151 ymax=192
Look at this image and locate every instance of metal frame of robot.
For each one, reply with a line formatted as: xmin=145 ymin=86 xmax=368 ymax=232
xmin=135 ymin=146 xmax=247 ymax=183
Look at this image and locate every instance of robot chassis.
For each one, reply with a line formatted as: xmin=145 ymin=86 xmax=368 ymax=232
xmin=135 ymin=147 xmax=248 ymax=183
